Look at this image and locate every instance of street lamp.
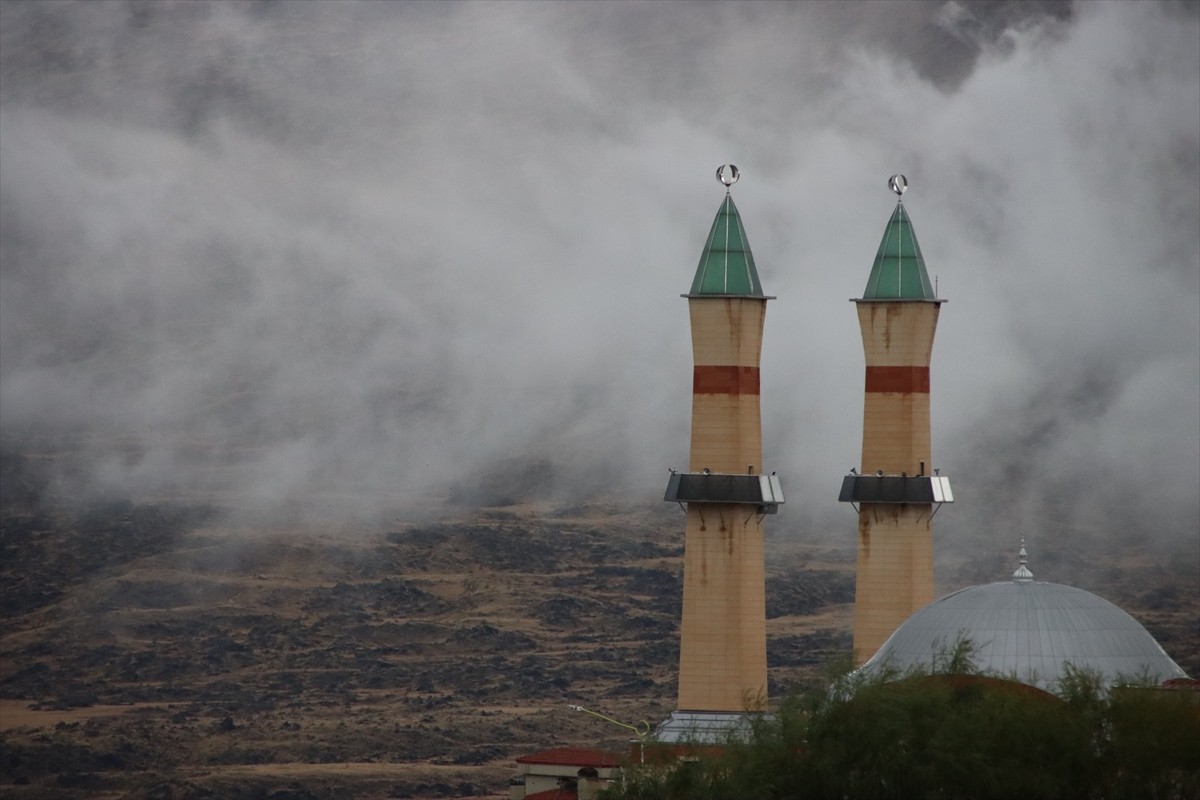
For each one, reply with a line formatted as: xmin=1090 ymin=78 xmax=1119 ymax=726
xmin=568 ymin=704 xmax=652 ymax=764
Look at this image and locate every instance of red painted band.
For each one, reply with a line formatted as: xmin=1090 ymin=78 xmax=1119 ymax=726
xmin=865 ymin=366 xmax=930 ymax=394
xmin=693 ymin=365 xmax=760 ymax=395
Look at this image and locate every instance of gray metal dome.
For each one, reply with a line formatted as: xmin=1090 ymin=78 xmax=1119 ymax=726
xmin=861 ymin=579 xmax=1188 ymax=690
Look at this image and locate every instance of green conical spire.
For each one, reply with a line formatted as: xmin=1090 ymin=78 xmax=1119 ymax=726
xmin=688 ymin=194 xmax=765 ymax=297
xmin=861 ymin=203 xmax=936 ymax=300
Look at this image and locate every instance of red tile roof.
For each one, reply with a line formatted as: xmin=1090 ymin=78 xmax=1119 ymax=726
xmin=515 ymin=746 xmax=621 ymax=768
xmin=524 ymin=790 xmax=578 ymax=800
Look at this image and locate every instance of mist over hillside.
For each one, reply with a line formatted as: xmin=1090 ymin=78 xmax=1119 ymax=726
xmin=1 ymin=1 xmax=1197 ymax=577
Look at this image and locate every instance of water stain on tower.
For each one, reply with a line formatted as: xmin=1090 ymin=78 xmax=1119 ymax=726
xmin=659 ymin=166 xmax=784 ymax=744
xmin=837 ymin=176 xmax=953 ymax=664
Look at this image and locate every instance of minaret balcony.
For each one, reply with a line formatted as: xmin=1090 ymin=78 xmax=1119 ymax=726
xmin=838 ymin=473 xmax=953 ymax=504
xmin=664 ymin=471 xmax=784 ymax=514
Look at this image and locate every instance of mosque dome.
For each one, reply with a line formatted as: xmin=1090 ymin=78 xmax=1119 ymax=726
xmin=861 ymin=545 xmax=1189 ymax=691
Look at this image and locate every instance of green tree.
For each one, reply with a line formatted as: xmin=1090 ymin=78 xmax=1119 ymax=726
xmin=1101 ymin=686 xmax=1200 ymax=800
xmin=603 ymin=651 xmax=1198 ymax=800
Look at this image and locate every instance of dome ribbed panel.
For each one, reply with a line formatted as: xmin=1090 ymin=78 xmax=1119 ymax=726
xmin=863 ymin=581 xmax=1188 ymax=690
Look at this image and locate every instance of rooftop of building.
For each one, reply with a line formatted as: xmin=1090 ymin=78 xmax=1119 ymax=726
xmin=524 ymin=790 xmax=578 ymax=800
xmin=515 ymin=747 xmax=622 ymax=768
xmin=859 ymin=189 xmax=937 ymax=301
xmin=687 ymin=175 xmax=767 ymax=298
xmin=860 ymin=543 xmax=1189 ymax=690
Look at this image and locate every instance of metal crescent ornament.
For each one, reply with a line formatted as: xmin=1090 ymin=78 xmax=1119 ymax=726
xmin=717 ymin=165 xmax=740 ymax=187
xmin=889 ymin=174 xmax=908 ymax=196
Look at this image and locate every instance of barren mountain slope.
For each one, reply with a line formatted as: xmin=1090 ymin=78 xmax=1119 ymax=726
xmin=1 ymin=449 xmax=1194 ymax=799
xmin=0 ymin=450 xmax=854 ymax=798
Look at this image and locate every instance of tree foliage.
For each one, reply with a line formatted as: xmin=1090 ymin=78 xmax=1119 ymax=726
xmin=603 ymin=656 xmax=1199 ymax=800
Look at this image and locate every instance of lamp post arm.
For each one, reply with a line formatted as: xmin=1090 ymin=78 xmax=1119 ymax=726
xmin=567 ymin=705 xmax=652 ymax=739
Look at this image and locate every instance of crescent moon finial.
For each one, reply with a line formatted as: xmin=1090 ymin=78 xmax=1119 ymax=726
xmin=889 ymin=174 xmax=908 ymax=201
xmin=717 ymin=164 xmax=740 ymax=190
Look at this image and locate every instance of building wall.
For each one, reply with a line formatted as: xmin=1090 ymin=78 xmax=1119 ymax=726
xmin=678 ymin=503 xmax=767 ymax=711
xmin=688 ymin=298 xmax=766 ymax=366
xmin=853 ymin=504 xmax=935 ymax=662
xmin=516 ymin=765 xmax=618 ymax=799
xmin=687 ymin=298 xmax=766 ymax=474
xmin=853 ymin=300 xmax=941 ymax=662
xmin=678 ymin=296 xmax=768 ymax=710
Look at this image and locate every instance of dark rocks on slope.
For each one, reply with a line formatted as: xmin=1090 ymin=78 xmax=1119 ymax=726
xmin=765 ymin=571 xmax=854 ymax=619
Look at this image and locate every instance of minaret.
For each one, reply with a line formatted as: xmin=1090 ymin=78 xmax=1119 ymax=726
xmin=838 ymin=176 xmax=952 ymax=664
xmin=662 ymin=166 xmax=784 ymax=734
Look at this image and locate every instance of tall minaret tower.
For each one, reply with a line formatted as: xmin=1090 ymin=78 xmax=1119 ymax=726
xmin=838 ymin=176 xmax=952 ymax=664
xmin=661 ymin=166 xmax=784 ymax=737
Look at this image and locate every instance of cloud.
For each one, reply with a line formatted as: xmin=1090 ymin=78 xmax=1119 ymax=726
xmin=1 ymin=1 xmax=1196 ymax=563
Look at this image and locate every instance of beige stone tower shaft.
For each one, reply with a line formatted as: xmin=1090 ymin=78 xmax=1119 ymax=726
xmin=852 ymin=300 xmax=941 ymax=662
xmin=677 ymin=297 xmax=769 ymax=712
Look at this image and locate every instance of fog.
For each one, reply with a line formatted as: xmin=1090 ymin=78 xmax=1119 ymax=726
xmin=1 ymin=1 xmax=1197 ymax=568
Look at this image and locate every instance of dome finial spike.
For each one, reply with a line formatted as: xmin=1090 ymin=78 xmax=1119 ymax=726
xmin=717 ymin=164 xmax=740 ymax=194
xmin=1013 ymin=536 xmax=1034 ymax=583
xmin=889 ymin=174 xmax=908 ymax=203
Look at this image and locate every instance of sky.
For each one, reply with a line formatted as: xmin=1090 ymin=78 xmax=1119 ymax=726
xmin=1 ymin=1 xmax=1197 ymax=570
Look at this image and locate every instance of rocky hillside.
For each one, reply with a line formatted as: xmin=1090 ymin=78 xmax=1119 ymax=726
xmin=0 ymin=449 xmax=855 ymax=798
xmin=0 ymin=448 xmax=1193 ymax=799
